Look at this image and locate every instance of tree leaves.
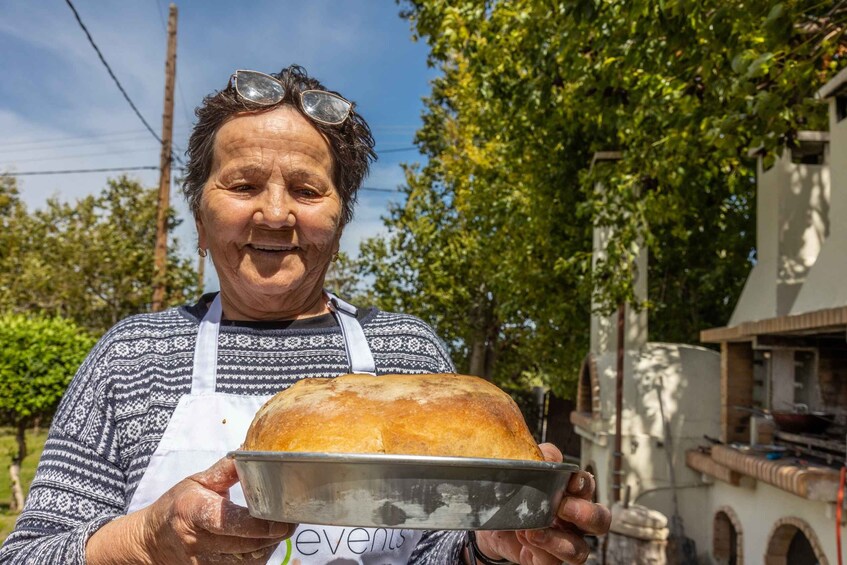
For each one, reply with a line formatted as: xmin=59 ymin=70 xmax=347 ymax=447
xmin=0 ymin=313 xmax=95 ymax=426
xmin=0 ymin=175 xmax=198 ymax=335
xmin=375 ymin=0 xmax=844 ymax=395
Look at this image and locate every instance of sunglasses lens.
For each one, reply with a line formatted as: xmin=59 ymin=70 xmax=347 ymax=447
xmin=235 ymin=71 xmax=284 ymax=105
xmin=301 ymin=91 xmax=352 ymax=125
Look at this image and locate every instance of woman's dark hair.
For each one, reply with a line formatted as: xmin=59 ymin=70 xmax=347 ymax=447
xmin=182 ymin=65 xmax=376 ymax=226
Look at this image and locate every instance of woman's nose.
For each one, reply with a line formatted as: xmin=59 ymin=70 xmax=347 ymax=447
xmin=253 ymin=188 xmax=294 ymax=228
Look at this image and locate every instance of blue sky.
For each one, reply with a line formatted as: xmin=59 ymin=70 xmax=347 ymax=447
xmin=0 ymin=0 xmax=437 ymax=290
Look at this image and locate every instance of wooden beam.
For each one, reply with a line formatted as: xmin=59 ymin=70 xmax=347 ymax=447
xmin=701 ymin=306 xmax=847 ymax=343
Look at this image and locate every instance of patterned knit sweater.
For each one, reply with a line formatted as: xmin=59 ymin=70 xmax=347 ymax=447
xmin=0 ymin=295 xmax=467 ymax=564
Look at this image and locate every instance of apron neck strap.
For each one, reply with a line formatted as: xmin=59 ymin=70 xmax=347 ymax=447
xmin=191 ymin=293 xmax=223 ymax=394
xmin=190 ymin=292 xmax=377 ymax=394
xmin=326 ymin=291 xmax=377 ymax=375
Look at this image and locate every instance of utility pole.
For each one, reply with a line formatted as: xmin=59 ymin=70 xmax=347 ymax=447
xmin=152 ymin=3 xmax=177 ymax=312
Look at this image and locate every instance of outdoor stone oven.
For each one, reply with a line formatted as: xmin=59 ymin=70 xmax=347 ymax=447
xmin=685 ymin=68 xmax=847 ymax=565
xmin=571 ymin=153 xmax=722 ymax=554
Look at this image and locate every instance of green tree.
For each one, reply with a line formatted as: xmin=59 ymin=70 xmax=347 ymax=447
xmin=0 ymin=175 xmax=198 ymax=334
xmin=0 ymin=314 xmax=96 ymax=510
xmin=366 ymin=0 xmax=846 ymax=395
xmin=324 ymin=251 xmax=374 ymax=304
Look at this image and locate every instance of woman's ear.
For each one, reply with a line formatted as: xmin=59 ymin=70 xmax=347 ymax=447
xmin=332 ymin=224 xmax=344 ymax=255
xmin=196 ymin=216 xmax=207 ymax=250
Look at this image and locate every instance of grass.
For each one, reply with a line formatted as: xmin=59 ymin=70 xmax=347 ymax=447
xmin=0 ymin=428 xmax=49 ymax=543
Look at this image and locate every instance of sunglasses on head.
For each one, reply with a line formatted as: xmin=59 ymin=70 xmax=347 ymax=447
xmin=229 ymin=69 xmax=353 ymax=126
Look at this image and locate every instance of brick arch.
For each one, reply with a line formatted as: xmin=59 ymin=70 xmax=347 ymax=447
xmin=713 ymin=505 xmax=743 ymax=565
xmin=765 ymin=517 xmax=828 ymax=565
xmin=576 ymin=353 xmax=600 ymax=414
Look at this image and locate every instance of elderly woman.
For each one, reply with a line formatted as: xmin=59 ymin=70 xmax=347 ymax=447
xmin=0 ymin=65 xmax=609 ymax=564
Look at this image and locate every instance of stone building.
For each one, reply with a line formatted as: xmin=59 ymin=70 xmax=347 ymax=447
xmin=573 ymin=69 xmax=847 ymax=564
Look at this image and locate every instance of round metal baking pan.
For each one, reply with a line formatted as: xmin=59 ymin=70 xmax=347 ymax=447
xmin=230 ymin=451 xmax=578 ymax=530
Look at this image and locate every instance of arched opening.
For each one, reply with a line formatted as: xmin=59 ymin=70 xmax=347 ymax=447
xmin=765 ymin=519 xmax=827 ymax=565
xmin=787 ymin=534 xmax=818 ymax=564
xmin=576 ymin=354 xmax=597 ymax=414
xmin=713 ymin=510 xmax=740 ymax=565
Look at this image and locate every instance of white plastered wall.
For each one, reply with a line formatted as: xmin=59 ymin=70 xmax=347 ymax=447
xmin=730 ymin=140 xmax=830 ymax=325
xmin=590 ymin=226 xmax=648 ymax=356
xmin=580 ymin=343 xmax=720 ymax=562
xmin=708 ymin=480 xmax=837 ymax=564
xmin=791 ymin=98 xmax=847 ymax=314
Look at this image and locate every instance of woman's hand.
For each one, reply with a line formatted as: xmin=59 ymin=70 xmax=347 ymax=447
xmin=86 ymin=457 xmax=295 ymax=564
xmin=472 ymin=444 xmax=611 ymax=565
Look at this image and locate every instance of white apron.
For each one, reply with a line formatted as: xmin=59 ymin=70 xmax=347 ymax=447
xmin=127 ymin=292 xmax=422 ymax=564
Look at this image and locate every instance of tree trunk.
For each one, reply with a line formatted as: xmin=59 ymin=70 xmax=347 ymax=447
xmin=467 ymin=289 xmax=499 ymax=381
xmin=469 ymin=331 xmax=498 ymax=380
xmin=9 ymin=421 xmax=27 ymax=512
xmin=469 ymin=338 xmax=487 ymax=378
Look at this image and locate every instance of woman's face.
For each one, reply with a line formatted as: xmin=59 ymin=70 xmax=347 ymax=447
xmin=196 ymin=105 xmax=343 ymax=320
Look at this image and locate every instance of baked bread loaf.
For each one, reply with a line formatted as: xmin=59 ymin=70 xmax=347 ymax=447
xmin=243 ymin=373 xmax=543 ymax=461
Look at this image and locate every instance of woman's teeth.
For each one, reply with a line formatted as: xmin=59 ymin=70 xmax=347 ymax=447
xmin=250 ymin=244 xmax=296 ymax=252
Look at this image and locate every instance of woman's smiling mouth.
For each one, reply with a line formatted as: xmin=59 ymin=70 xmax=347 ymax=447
xmin=246 ymin=243 xmax=299 ymax=254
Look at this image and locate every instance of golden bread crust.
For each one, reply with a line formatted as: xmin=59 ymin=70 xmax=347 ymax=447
xmin=243 ymin=373 xmax=543 ymax=461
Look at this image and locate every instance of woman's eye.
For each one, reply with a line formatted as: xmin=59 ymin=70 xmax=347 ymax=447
xmin=231 ymin=184 xmax=255 ymax=192
xmin=297 ymin=188 xmax=320 ymax=198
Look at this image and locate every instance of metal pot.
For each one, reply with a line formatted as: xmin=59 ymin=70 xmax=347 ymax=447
xmin=770 ymin=411 xmax=834 ymax=435
xmin=733 ymin=404 xmax=835 ymax=435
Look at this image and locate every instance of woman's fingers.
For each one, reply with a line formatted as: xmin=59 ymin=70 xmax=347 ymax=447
xmin=191 ymin=494 xmax=293 ymax=539
xmin=139 ymin=457 xmax=297 ymax=563
xmin=475 ymin=530 xmax=524 ymax=563
xmin=557 ymin=496 xmax=611 ymax=536
xmin=477 ymin=528 xmax=593 ymax=565
xmin=520 ymin=527 xmax=592 ymax=565
xmin=191 ymin=456 xmax=240 ymax=496
xmin=566 ymin=470 xmax=596 ymax=499
xmin=477 ymin=446 xmax=609 ymax=564
xmin=193 ymin=531 xmax=283 ymax=557
xmin=539 ymin=446 xmax=609 ymax=536
xmin=539 ymin=442 xmax=563 ymax=463
xmin=184 ymin=457 xmax=296 ymax=540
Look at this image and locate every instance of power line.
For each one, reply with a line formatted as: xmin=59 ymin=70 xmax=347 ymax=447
xmin=0 ymin=133 xmax=173 ymax=155
xmin=5 ymin=166 xmax=159 ymax=176
xmin=360 ymin=186 xmax=398 ymax=193
xmin=375 ymin=146 xmax=417 ymax=154
xmin=64 ymin=0 xmax=162 ymax=148
xmin=153 ymin=0 xmax=167 ymax=31
xmin=63 ymin=0 xmax=185 ymax=166
xmin=0 ymin=127 xmax=191 ymax=149
xmin=0 ymin=142 xmax=411 ymax=163
xmin=4 ymin=167 xmax=402 ymax=193
xmin=7 ymin=147 xmax=165 ymax=165
xmin=1 ymin=132 xmax=409 ymax=153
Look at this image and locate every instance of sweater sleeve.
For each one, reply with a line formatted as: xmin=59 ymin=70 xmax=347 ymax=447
xmin=0 ymin=330 xmax=127 ymax=564
xmin=409 ymin=531 xmax=468 ymax=564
